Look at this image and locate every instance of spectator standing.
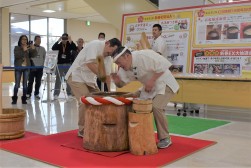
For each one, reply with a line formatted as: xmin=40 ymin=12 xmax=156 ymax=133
xmin=27 ymin=35 xmax=46 ymax=100
xmin=98 ymin=32 xmax=105 ymax=41
xmin=52 ymin=33 xmax=77 ymax=100
xmin=71 ymin=38 xmax=85 ymax=61
xmin=11 ymin=35 xmax=37 ymax=104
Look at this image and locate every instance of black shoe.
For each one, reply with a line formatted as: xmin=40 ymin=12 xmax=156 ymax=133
xmin=11 ymin=96 xmax=18 ymax=104
xmin=21 ymin=96 xmax=27 ymax=104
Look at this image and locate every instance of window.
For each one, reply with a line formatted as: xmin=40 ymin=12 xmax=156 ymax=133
xmin=9 ymin=13 xmax=64 ymax=65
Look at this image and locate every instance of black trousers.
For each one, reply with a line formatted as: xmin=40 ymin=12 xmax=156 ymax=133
xmin=96 ymin=78 xmax=108 ymax=92
xmin=27 ymin=68 xmax=44 ymax=96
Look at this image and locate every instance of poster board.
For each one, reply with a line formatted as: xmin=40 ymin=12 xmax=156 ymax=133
xmin=121 ymin=1 xmax=251 ymax=78
xmin=122 ymin=10 xmax=193 ymax=73
xmin=44 ymin=51 xmax=59 ymax=73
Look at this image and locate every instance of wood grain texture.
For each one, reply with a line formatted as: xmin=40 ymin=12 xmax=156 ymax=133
xmin=97 ymin=55 xmax=106 ymax=82
xmin=84 ymin=104 xmax=131 ymax=151
xmin=128 ymin=112 xmax=158 ymax=155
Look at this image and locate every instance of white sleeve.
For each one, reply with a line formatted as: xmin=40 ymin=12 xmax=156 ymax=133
xmin=142 ymin=51 xmax=171 ymax=73
xmin=117 ymin=68 xmax=131 ymax=84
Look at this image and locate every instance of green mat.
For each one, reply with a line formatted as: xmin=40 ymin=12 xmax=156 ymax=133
xmin=154 ymin=115 xmax=230 ymax=136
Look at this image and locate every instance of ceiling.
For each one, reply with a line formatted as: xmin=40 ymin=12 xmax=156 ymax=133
xmin=0 ymin=0 xmax=110 ymax=23
xmin=0 ymin=0 xmax=248 ymax=24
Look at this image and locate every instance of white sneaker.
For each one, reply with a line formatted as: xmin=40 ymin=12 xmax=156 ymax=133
xmin=54 ymin=95 xmax=59 ymax=100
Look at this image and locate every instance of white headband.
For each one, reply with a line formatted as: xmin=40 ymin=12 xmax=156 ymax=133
xmin=113 ymin=46 xmax=128 ymax=62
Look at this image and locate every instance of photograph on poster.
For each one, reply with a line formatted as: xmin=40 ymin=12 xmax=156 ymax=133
xmin=169 ymin=65 xmax=183 ymax=73
xmin=223 ymin=64 xmax=240 ymax=75
xmin=240 ymin=22 xmax=251 ymax=39
xmin=206 ymin=25 xmax=222 ymax=40
xmin=208 ymin=64 xmax=223 ymax=74
xmin=194 ymin=64 xmax=208 ymax=74
xmin=223 ymin=23 xmax=239 ymax=39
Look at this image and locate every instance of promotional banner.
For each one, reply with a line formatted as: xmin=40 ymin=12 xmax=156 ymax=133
xmin=191 ymin=48 xmax=251 ymax=76
xmin=121 ymin=1 xmax=251 ymax=78
xmin=122 ymin=11 xmax=193 ymax=73
xmin=194 ymin=5 xmax=251 ymax=47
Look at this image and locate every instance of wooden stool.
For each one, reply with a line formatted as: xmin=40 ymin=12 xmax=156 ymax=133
xmin=128 ymin=99 xmax=158 ymax=155
xmin=83 ymin=92 xmax=132 ymax=152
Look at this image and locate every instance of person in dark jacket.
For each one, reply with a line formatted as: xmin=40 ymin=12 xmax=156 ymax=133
xmin=12 ymin=35 xmax=37 ymax=104
xmin=52 ymin=33 xmax=77 ymax=100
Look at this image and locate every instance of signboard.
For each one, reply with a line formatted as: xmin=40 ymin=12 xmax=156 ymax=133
xmin=194 ymin=5 xmax=251 ymax=47
xmin=44 ymin=50 xmax=58 ymax=73
xmin=122 ymin=11 xmax=193 ymax=73
xmin=121 ymin=1 xmax=251 ymax=78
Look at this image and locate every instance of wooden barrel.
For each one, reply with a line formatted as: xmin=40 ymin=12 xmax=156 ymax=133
xmin=133 ymin=99 xmax=152 ymax=113
xmin=0 ymin=108 xmax=26 ymax=140
xmin=83 ymin=92 xmax=133 ymax=152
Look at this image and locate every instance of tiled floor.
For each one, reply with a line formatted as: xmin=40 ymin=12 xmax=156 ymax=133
xmin=1 ymin=82 xmax=251 ymax=167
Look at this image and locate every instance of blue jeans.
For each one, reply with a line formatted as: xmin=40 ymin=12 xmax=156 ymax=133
xmin=13 ymin=69 xmax=29 ymax=96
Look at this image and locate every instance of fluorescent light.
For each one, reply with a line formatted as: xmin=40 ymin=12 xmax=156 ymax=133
xmin=16 ymin=32 xmax=23 ymax=34
xmin=43 ymin=10 xmax=56 ymax=13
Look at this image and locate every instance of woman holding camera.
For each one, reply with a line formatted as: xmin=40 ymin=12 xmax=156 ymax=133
xmin=11 ymin=35 xmax=37 ymax=104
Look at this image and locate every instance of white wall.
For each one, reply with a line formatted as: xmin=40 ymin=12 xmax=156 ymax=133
xmin=0 ymin=8 xmax=10 ymax=65
xmin=159 ymin=0 xmax=205 ymax=10
xmin=67 ymin=19 xmax=119 ymax=43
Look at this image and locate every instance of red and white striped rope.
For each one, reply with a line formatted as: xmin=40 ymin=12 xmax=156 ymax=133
xmin=80 ymin=96 xmax=133 ymax=105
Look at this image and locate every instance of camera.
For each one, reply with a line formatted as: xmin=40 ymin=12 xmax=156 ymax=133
xmin=62 ymin=36 xmax=68 ymax=40
xmin=28 ymin=40 xmax=33 ymax=45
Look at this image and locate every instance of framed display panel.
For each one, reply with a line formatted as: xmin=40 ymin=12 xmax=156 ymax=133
xmin=121 ymin=1 xmax=251 ymax=77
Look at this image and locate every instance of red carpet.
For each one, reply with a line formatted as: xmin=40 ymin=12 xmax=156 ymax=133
xmin=0 ymin=131 xmax=43 ymax=146
xmin=62 ymin=141 xmax=129 ymax=157
xmin=1 ymin=130 xmax=216 ymax=167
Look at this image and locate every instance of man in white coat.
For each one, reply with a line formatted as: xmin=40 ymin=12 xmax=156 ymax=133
xmin=151 ymin=24 xmax=168 ymax=59
xmin=111 ymin=46 xmax=179 ymax=149
xmin=65 ymin=38 xmax=121 ymax=137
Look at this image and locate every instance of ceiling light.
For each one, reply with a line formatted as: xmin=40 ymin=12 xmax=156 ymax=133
xmin=43 ymin=10 xmax=56 ymax=13
xmin=16 ymin=32 xmax=23 ymax=34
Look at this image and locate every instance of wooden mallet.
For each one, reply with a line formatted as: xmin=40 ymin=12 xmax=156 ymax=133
xmin=97 ymin=55 xmax=107 ymax=83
